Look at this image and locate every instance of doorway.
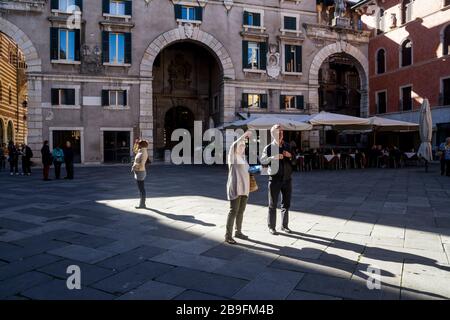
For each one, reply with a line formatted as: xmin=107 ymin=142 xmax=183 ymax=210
xmin=52 ymin=130 xmax=81 ymax=163
xmin=103 ymin=131 xmax=131 ymax=163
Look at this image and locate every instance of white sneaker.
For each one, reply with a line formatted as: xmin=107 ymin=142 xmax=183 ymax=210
xmin=10 ymin=172 xmax=13 ymax=176
xmin=15 ymin=173 xmax=20 ymax=176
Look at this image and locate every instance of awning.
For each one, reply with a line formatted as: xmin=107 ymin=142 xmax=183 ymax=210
xmin=223 ymin=113 xmax=312 ymax=130
xmin=308 ymin=111 xmax=370 ymax=126
xmin=246 ymin=116 xmax=312 ymax=131
xmin=368 ymin=116 xmax=419 ymax=132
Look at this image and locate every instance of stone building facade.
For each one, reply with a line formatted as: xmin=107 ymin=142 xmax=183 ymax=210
xmin=0 ymin=31 xmax=27 ymax=146
xmin=354 ymin=0 xmax=450 ymax=146
xmin=0 ymin=0 xmax=370 ymax=163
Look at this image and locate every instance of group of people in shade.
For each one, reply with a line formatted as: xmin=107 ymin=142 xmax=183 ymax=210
xmin=439 ymin=137 xmax=450 ymax=177
xmin=0 ymin=141 xmax=33 ymax=176
xmin=40 ymin=140 xmax=75 ymax=181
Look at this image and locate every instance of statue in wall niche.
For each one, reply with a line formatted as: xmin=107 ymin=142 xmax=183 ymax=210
xmin=334 ymin=0 xmax=346 ymax=19
xmin=266 ymin=44 xmax=280 ymax=79
xmin=168 ymin=54 xmax=192 ymax=92
xmin=390 ymin=13 xmax=397 ymax=28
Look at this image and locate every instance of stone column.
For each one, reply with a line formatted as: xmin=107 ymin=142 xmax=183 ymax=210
xmin=222 ymin=81 xmax=235 ymax=124
xmin=26 ymin=76 xmax=43 ymax=163
xmin=139 ymin=79 xmax=154 ymax=160
xmin=360 ymin=89 xmax=369 ymax=118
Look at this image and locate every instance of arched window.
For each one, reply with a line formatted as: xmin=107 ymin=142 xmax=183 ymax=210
xmin=7 ymin=121 xmax=14 ymax=142
xmin=443 ymin=25 xmax=450 ymax=56
xmin=401 ymin=40 xmax=412 ymax=67
xmin=401 ymin=0 xmax=413 ymax=24
xmin=376 ymin=49 xmax=386 ymax=74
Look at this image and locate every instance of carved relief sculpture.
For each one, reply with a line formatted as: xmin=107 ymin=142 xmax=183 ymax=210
xmin=168 ymin=54 xmax=192 ymax=92
xmin=266 ymin=44 xmax=280 ymax=79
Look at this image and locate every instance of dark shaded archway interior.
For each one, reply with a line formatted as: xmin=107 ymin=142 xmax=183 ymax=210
xmin=319 ymin=52 xmax=362 ymax=117
xmin=152 ymin=42 xmax=222 ymax=160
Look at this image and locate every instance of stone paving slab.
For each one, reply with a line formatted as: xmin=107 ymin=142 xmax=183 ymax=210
xmin=47 ymin=245 xmax=115 ymax=264
xmin=0 ymin=271 xmax=53 ymax=299
xmin=21 ymin=279 xmax=115 ymax=300
xmin=155 ymin=267 xmax=249 ymax=298
xmin=116 ymin=280 xmax=185 ymax=300
xmin=37 ymin=259 xmax=117 ymax=285
xmin=97 ymin=245 xmax=166 ymax=271
xmin=1 ymin=165 xmax=450 ymax=300
xmin=91 ymin=261 xmax=175 ymax=294
xmin=0 ymin=254 xmax=62 ymax=281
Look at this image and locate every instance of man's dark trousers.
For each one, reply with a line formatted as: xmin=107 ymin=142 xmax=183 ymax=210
xmin=268 ymin=178 xmax=292 ymax=229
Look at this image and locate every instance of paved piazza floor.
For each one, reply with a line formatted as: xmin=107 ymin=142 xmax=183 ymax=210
xmin=1 ymin=164 xmax=450 ymax=300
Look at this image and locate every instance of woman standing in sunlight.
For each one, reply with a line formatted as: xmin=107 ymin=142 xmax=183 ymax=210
xmin=225 ymin=131 xmax=252 ymax=244
xmin=132 ymin=140 xmax=149 ymax=209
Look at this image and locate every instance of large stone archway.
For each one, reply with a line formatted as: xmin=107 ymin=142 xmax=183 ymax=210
xmin=0 ymin=17 xmax=42 ymax=159
xmin=139 ymin=27 xmax=236 ymax=159
xmin=309 ymin=41 xmax=369 ymax=117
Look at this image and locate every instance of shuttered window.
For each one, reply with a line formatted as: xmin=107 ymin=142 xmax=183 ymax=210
xmin=50 ymin=28 xmax=80 ymax=62
xmin=284 ymin=45 xmax=302 ymax=73
xmin=242 ymin=93 xmax=267 ymax=109
xmin=102 ymin=32 xmax=131 ymax=64
xmin=243 ymin=11 xmax=261 ymax=27
xmin=284 ymin=16 xmax=297 ymax=30
xmin=280 ymin=95 xmax=304 ymax=110
xmin=243 ymin=41 xmax=267 ymax=70
xmin=51 ymin=88 xmax=76 ymax=106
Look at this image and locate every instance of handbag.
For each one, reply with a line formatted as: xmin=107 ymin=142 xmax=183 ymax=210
xmin=249 ymin=174 xmax=258 ymax=193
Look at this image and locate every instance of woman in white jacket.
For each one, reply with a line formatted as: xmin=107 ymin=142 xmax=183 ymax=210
xmin=225 ymin=131 xmax=252 ymax=244
xmin=132 ymin=140 xmax=149 ymax=209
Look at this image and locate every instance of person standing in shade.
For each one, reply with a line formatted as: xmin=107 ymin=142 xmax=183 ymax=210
xmin=41 ymin=141 xmax=52 ymax=181
xmin=261 ymin=125 xmax=295 ymax=235
xmin=63 ymin=141 xmax=74 ymax=180
xmin=21 ymin=143 xmax=33 ymax=176
xmin=52 ymin=144 xmax=64 ymax=179
xmin=225 ymin=131 xmax=252 ymax=245
xmin=444 ymin=137 xmax=450 ymax=177
xmin=7 ymin=141 xmax=18 ymax=176
xmin=0 ymin=143 xmax=5 ymax=171
xmin=132 ymin=140 xmax=149 ymax=209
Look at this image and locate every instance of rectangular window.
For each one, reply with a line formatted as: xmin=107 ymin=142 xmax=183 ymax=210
xmin=284 ymin=16 xmax=297 ymax=30
xmin=110 ymin=0 xmax=125 ymax=15
xmin=284 ymin=45 xmax=302 ymax=73
xmin=401 ymin=86 xmax=412 ymax=111
xmin=51 ymin=88 xmax=76 ymax=106
xmin=58 ymin=29 xmax=75 ymax=61
xmin=244 ymin=11 xmax=261 ymax=27
xmin=248 ymin=42 xmax=260 ymax=69
xmin=109 ymin=33 xmax=125 ymax=64
xmin=102 ymin=89 xmax=127 ymax=107
xmin=242 ymin=41 xmax=266 ymax=70
xmin=442 ymin=78 xmax=450 ymax=106
xmin=280 ymin=95 xmax=304 ymax=110
xmin=58 ymin=0 xmax=76 ymax=12
xmin=242 ymin=93 xmax=267 ymax=109
xmin=377 ymin=91 xmax=387 ymax=114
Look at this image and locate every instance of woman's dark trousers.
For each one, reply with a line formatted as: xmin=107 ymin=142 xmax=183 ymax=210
xmin=137 ymin=180 xmax=146 ymax=207
xmin=54 ymin=162 xmax=62 ymax=179
xmin=65 ymin=161 xmax=74 ymax=179
xmin=226 ymin=196 xmax=248 ymax=239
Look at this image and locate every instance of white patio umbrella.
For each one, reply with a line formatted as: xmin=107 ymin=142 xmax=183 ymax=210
xmin=247 ymin=116 xmax=312 ymax=131
xmin=417 ymin=99 xmax=433 ymax=170
xmin=368 ymin=117 xmax=419 ymax=132
xmin=308 ymin=111 xmax=370 ymax=126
